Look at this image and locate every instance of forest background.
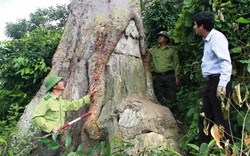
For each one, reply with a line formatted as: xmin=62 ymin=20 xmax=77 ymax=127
xmin=0 ymin=0 xmax=249 ymax=155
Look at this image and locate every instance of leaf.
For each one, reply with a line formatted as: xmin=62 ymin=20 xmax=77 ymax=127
xmin=245 ymin=139 xmax=250 ymax=146
xmin=210 ymin=124 xmax=223 ymax=148
xmin=187 ymin=143 xmax=199 ymax=151
xmin=248 ymin=64 xmax=250 ymax=74
xmin=207 ymin=139 xmax=216 ymax=148
xmin=200 ymin=112 xmax=206 ymax=117
xmin=231 ymin=47 xmax=242 ymax=53
xmin=200 ymin=143 xmax=209 ymax=155
xmin=183 ymin=0 xmax=192 ymax=5
xmin=239 ymin=60 xmax=250 ymax=64
xmin=48 ymin=142 xmax=60 ymax=151
xmin=244 ymin=133 xmax=250 ymax=146
xmin=187 ymin=107 xmax=195 ymax=117
xmin=76 ymin=151 xmax=84 ymax=156
xmin=166 ymin=149 xmax=183 ymax=156
xmin=236 ymin=111 xmax=245 ymax=126
xmin=245 ymin=114 xmax=250 ymax=132
xmin=76 ymin=144 xmax=83 ymax=155
xmin=105 ymin=143 xmax=111 ymax=156
xmin=232 ymin=84 xmax=249 ymax=107
xmin=97 ymin=141 xmax=105 ymax=154
xmin=67 ymin=152 xmax=76 ymax=156
xmin=236 ymin=17 xmax=250 ymax=24
xmin=65 ymin=135 xmax=72 ymax=148
xmin=232 ymin=92 xmax=240 ymax=107
xmin=220 ymin=1 xmax=231 ymax=7
xmin=239 ymin=60 xmax=250 ymax=74
xmin=87 ymin=147 xmax=95 ymax=156
xmin=8 ymin=150 xmax=14 ymax=156
xmin=0 ymin=138 xmax=7 ymax=147
xmin=233 ymin=84 xmax=243 ymax=107
xmin=203 ymin=119 xmax=210 ymax=136
xmin=52 ymin=132 xmax=59 ymax=141
xmin=38 ymin=137 xmax=50 ymax=143
xmin=76 ymin=144 xmax=83 ymax=152
xmin=184 ymin=17 xmax=193 ymax=26
xmin=241 ymin=87 xmax=249 ymax=105
xmin=221 ymin=97 xmax=230 ymax=120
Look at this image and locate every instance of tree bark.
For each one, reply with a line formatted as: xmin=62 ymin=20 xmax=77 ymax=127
xmin=16 ymin=0 xmax=180 ymax=154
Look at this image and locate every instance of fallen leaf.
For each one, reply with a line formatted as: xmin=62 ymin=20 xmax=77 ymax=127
xmin=245 ymin=139 xmax=250 ymax=145
xmin=203 ymin=119 xmax=210 ymax=136
xmin=211 ymin=124 xmax=224 ymax=148
xmin=244 ymin=132 xmax=250 ymax=145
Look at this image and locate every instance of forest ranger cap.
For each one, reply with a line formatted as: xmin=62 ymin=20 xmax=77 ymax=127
xmin=45 ymin=75 xmax=63 ymax=93
xmin=157 ymin=31 xmax=170 ymax=40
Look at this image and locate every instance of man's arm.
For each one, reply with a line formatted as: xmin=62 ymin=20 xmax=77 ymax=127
xmin=64 ymin=84 xmax=96 ymax=111
xmin=212 ymin=33 xmax=232 ymax=98
xmin=173 ymin=50 xmax=180 ymax=86
xmin=31 ymin=100 xmax=55 ymax=133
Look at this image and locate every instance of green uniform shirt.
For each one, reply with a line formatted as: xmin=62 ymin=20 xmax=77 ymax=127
xmin=150 ymin=46 xmax=180 ymax=76
xmin=31 ymin=93 xmax=90 ymax=133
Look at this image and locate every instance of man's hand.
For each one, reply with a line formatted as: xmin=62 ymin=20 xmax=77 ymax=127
xmin=142 ymin=48 xmax=150 ymax=63
xmin=88 ymin=84 xmax=97 ymax=96
xmin=52 ymin=126 xmax=60 ymax=133
xmin=216 ymin=86 xmax=226 ymax=99
xmin=176 ymin=77 xmax=180 ymax=86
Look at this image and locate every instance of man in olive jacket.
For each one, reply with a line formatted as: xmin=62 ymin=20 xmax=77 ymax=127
xmin=149 ymin=31 xmax=180 ymax=110
xmin=32 ymin=75 xmax=96 ymax=156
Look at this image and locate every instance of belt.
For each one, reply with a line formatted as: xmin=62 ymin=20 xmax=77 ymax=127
xmin=205 ymin=74 xmax=220 ymax=81
xmin=153 ymin=70 xmax=174 ymax=76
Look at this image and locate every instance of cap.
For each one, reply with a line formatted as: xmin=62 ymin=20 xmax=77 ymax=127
xmin=45 ymin=75 xmax=63 ymax=93
xmin=157 ymin=31 xmax=170 ymax=38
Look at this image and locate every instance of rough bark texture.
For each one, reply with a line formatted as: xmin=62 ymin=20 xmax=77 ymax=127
xmin=16 ymin=0 xmax=180 ymax=154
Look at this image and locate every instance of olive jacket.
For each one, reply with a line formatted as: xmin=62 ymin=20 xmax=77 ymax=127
xmin=32 ymin=93 xmax=90 ymax=133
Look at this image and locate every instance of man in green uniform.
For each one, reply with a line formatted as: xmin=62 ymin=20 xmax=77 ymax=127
xmin=32 ymin=75 xmax=96 ymax=156
xmin=149 ymin=31 xmax=180 ymax=109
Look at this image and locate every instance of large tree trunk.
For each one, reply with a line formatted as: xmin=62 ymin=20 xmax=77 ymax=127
xmin=16 ymin=0 xmax=180 ymax=154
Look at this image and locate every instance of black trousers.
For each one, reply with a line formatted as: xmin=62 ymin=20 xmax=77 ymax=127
xmin=153 ymin=72 xmax=177 ymax=108
xmin=199 ymin=76 xmax=233 ymax=145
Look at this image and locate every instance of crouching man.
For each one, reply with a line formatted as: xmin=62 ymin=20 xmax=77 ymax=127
xmin=32 ymin=75 xmax=96 ymax=156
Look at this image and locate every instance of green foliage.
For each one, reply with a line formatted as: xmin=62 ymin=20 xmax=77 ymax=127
xmin=5 ymin=5 xmax=69 ymax=39
xmin=108 ymin=136 xmax=133 ymax=155
xmin=187 ymin=140 xmax=226 ymax=156
xmin=0 ymin=5 xmax=67 ymax=138
xmin=141 ymin=0 xmax=183 ymax=47
xmin=173 ymin=0 xmax=250 ymax=84
xmin=231 ymin=83 xmax=250 ymax=155
xmin=213 ymin=1 xmax=250 ymax=82
xmin=0 ymin=27 xmax=62 ymax=119
xmin=0 ymin=130 xmax=35 ymax=156
xmin=139 ymin=146 xmax=183 ymax=156
xmin=186 ymin=83 xmax=250 ymax=155
xmin=36 ymin=135 xmax=132 ymax=156
xmin=38 ymin=133 xmax=61 ymax=152
xmin=65 ymin=135 xmax=72 ymax=148
xmin=177 ymin=86 xmax=202 ymax=151
xmin=36 ymin=135 xmax=183 ymax=156
xmin=0 ymin=133 xmax=13 ymax=156
xmin=4 ymin=19 xmax=30 ymax=39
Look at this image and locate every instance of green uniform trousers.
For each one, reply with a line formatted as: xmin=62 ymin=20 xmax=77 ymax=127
xmin=153 ymin=72 xmax=177 ymax=108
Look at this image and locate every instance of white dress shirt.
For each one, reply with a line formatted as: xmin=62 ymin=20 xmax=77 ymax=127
xmin=202 ymin=29 xmax=232 ymax=87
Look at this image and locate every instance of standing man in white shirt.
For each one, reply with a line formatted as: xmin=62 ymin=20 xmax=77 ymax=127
xmin=193 ymin=11 xmax=233 ymax=147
